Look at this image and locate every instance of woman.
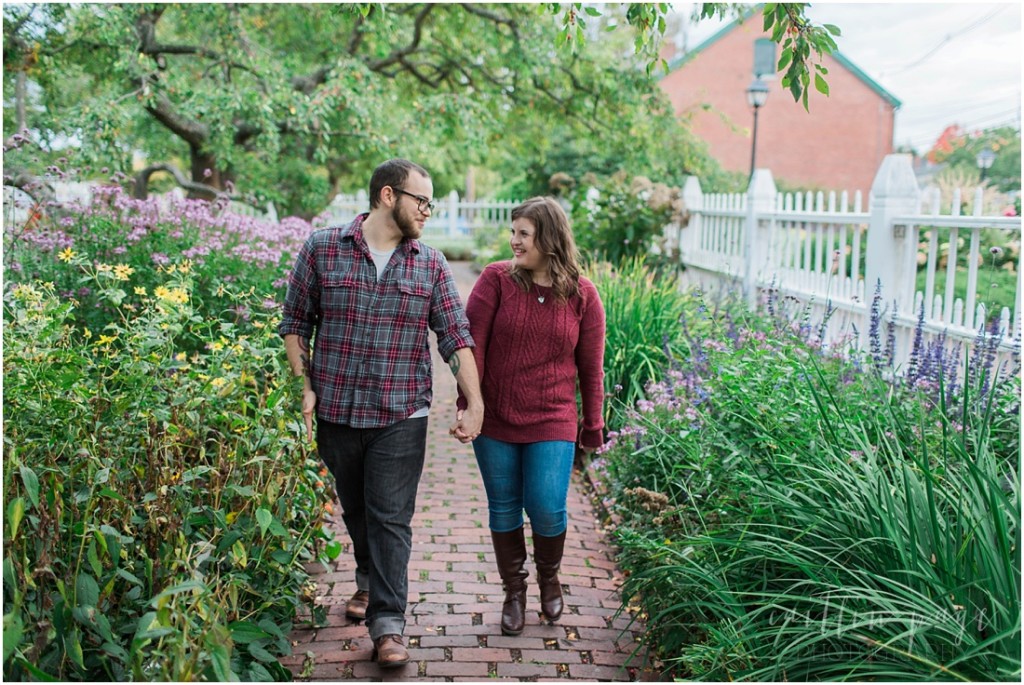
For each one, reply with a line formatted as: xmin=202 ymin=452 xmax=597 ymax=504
xmin=459 ymin=196 xmax=606 ymax=636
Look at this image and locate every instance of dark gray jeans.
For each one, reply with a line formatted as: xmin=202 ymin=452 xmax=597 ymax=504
xmin=317 ymin=416 xmax=428 ymax=640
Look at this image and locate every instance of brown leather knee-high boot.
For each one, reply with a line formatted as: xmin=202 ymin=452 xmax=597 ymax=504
xmin=491 ymin=528 xmax=529 ymax=635
xmin=533 ymin=530 xmax=566 ymax=621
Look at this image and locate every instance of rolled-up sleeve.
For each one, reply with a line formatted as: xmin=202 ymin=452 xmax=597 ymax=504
xmin=278 ymin=235 xmax=320 ymax=340
xmin=429 ymin=256 xmax=474 ymax=361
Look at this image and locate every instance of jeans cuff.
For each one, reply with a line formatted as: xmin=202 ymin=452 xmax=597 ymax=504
xmin=368 ymin=615 xmax=406 ymax=641
xmin=355 ymin=569 xmax=370 ymax=593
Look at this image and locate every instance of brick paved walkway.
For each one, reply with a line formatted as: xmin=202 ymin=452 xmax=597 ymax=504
xmin=283 ymin=261 xmax=652 ymax=682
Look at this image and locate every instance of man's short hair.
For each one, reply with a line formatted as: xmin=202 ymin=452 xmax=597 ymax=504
xmin=369 ymin=159 xmax=430 ymax=209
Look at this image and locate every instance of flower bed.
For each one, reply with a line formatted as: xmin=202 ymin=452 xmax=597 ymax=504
xmin=3 ymin=185 xmax=337 ymax=680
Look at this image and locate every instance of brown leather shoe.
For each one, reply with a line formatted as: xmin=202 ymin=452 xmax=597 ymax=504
xmin=372 ymin=634 xmax=409 ymax=668
xmin=345 ymin=590 xmax=369 ymax=621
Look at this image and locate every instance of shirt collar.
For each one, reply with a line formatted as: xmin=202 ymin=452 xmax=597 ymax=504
xmin=341 ymin=213 xmax=421 ymax=256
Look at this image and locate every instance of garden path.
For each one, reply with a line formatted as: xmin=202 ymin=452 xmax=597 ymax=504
xmin=282 ymin=261 xmax=652 ymax=682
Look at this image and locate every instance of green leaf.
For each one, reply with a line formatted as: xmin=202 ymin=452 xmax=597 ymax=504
xmin=824 ymin=23 xmax=841 ymax=36
xmin=3 ymin=612 xmax=24 ymax=662
xmin=229 ymin=620 xmax=271 ymax=644
xmin=87 ymin=539 xmax=102 ymax=578
xmin=7 ymin=498 xmax=25 ymax=540
xmin=19 ymin=466 xmax=40 ymax=508
xmin=256 ymin=507 xmax=273 ymax=537
xmin=324 ymin=540 xmax=342 ymax=561
xmin=149 ymin=579 xmax=206 ymax=607
xmin=249 ymin=642 xmax=277 ymax=663
xmin=3 ymin=557 xmax=16 ymax=597
xmin=75 ymin=573 xmax=100 ymax=607
xmin=778 ymin=47 xmax=793 ymax=71
xmin=65 ymin=628 xmax=85 ymax=669
xmin=814 ymin=73 xmax=829 ymax=96
xmin=12 ymin=657 xmax=59 ymax=681
xmin=583 ymin=6 xmax=601 ymax=17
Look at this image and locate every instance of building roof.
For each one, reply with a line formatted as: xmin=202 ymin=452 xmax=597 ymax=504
xmin=665 ymin=8 xmax=903 ymax=109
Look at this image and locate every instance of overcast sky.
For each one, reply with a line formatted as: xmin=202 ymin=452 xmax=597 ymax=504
xmin=672 ymin=2 xmax=1022 ymax=154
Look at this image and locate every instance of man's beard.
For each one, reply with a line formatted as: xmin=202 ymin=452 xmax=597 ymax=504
xmin=392 ymin=205 xmax=422 ymax=239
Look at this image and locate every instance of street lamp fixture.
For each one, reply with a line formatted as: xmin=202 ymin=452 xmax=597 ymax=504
xmin=976 ymin=147 xmax=996 ymax=182
xmin=746 ymin=78 xmax=770 ymax=178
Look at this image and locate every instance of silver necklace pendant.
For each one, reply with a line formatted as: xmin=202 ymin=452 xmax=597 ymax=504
xmin=537 ymin=296 xmax=545 ymax=304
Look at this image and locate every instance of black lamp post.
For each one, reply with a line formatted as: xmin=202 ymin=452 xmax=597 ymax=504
xmin=976 ymin=148 xmax=996 ymax=182
xmin=746 ymin=78 xmax=770 ymax=178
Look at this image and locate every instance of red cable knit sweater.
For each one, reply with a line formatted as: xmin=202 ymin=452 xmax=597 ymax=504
xmin=461 ymin=261 xmax=606 ymax=448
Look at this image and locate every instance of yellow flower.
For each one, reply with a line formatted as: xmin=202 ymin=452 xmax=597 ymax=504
xmin=165 ymin=264 xmax=177 ymax=274
xmin=12 ymin=284 xmax=39 ymax=301
xmin=83 ymin=328 xmax=93 ymax=339
xmin=96 ymin=263 xmax=113 ymax=274
xmin=58 ymin=247 xmax=76 ymax=263
xmin=175 ymin=352 xmax=187 ymax=362
xmin=178 ymin=260 xmax=193 ymax=274
xmin=226 ymin=511 xmax=238 ymax=525
xmin=168 ymin=288 xmax=188 ymax=304
xmin=211 ymin=377 xmax=227 ymax=388
xmin=154 ymin=286 xmax=171 ymax=300
xmin=96 ymin=334 xmax=118 ymax=346
xmin=210 ymin=341 xmax=225 ymax=352
xmin=113 ymin=264 xmax=135 ymax=281
xmin=135 ymin=286 xmax=147 ymax=296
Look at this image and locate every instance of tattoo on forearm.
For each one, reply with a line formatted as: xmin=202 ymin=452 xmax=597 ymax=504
xmin=298 ymin=338 xmax=311 ymax=376
xmin=448 ymin=354 xmax=461 ymax=377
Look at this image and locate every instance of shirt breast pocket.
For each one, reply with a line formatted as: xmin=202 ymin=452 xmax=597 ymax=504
xmin=321 ymin=272 xmax=362 ymax=315
xmin=395 ymin=278 xmax=432 ymax=324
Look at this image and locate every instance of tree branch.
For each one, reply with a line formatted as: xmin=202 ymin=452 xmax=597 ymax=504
xmin=144 ymin=92 xmax=209 ymax=147
xmin=365 ymin=4 xmax=434 ymax=72
xmin=133 ymin=162 xmax=261 ymax=209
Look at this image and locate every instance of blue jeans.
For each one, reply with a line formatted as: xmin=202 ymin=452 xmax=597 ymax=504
xmin=472 ymin=435 xmax=575 ymax=536
xmin=317 ymin=417 xmax=428 ymax=640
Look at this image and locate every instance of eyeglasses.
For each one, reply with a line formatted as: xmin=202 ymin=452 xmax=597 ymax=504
xmin=392 ymin=187 xmax=436 ymax=214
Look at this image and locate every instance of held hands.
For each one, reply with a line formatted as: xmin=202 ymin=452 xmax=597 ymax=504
xmin=449 ymin=405 xmax=483 ymax=444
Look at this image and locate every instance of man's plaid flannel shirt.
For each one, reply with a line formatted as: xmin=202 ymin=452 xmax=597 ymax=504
xmin=278 ymin=214 xmax=474 ymax=428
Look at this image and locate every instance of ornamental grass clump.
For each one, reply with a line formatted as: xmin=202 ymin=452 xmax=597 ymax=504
xmin=3 ymin=220 xmax=336 ymax=678
xmin=601 ymin=288 xmax=1020 ymax=681
xmin=585 ymin=256 xmax=689 ymax=428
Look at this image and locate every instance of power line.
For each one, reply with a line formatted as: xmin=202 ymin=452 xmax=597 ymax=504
xmin=883 ymin=6 xmax=1007 ymax=76
xmin=899 ymin=116 xmax=1022 ymax=150
xmin=900 ymin=104 xmax=1022 ymax=130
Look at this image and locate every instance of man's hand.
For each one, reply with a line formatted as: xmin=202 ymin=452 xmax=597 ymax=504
xmin=449 ymin=405 xmax=483 ymax=444
xmin=302 ymin=387 xmax=317 ymax=442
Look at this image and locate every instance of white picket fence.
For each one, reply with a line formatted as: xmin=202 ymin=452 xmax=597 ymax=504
xmin=671 ymin=154 xmax=1021 ymax=372
xmin=321 ymin=189 xmax=518 ymax=239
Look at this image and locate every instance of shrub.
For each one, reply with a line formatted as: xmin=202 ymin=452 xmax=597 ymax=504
xmin=599 ymin=289 xmax=1021 ymax=681
xmin=569 ymin=171 xmax=684 ymax=265
xmin=3 ymin=222 xmax=336 ymax=680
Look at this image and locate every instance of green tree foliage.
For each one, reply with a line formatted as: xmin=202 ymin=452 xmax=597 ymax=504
xmin=4 ymin=3 xmax=835 ymax=217
xmin=930 ymin=126 xmax=1021 ymax=195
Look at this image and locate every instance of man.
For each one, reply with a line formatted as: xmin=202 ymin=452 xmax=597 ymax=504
xmin=279 ymin=159 xmax=483 ymax=668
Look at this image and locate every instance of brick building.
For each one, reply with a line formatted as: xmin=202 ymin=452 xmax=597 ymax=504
xmin=660 ymin=12 xmax=901 ymax=196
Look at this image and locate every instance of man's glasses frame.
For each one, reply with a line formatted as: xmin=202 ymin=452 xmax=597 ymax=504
xmin=391 ymin=187 xmax=436 ymax=214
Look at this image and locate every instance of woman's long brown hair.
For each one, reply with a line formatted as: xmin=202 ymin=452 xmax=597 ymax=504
xmin=508 ymin=197 xmax=581 ymax=302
